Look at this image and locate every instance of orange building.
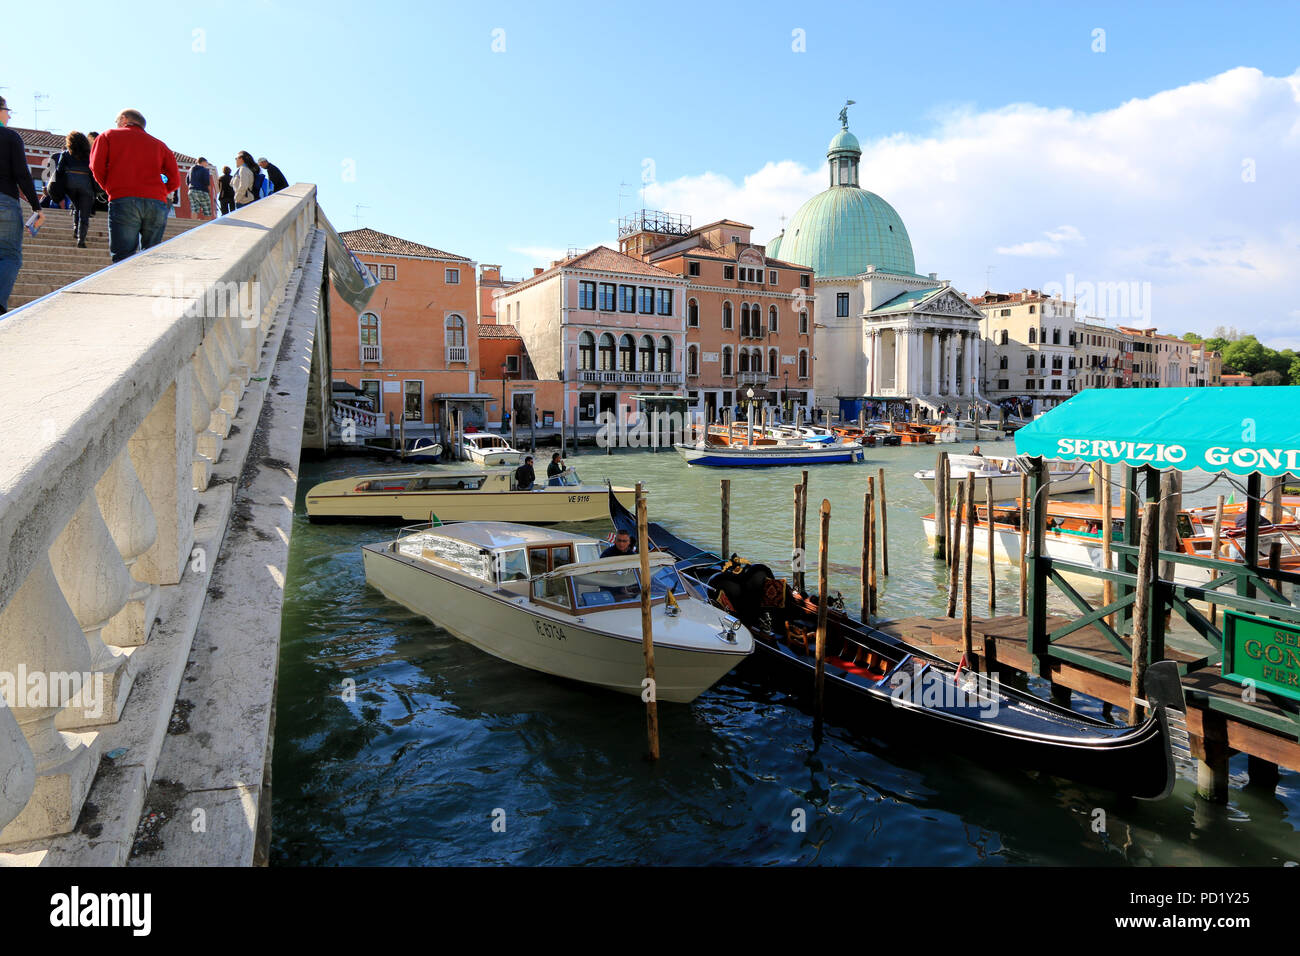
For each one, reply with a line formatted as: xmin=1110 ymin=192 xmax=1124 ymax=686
xmin=619 ymin=212 xmax=816 ymax=422
xmin=330 ymin=228 xmax=483 ymax=429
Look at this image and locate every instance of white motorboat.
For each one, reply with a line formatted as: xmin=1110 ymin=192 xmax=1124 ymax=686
xmin=914 ymin=454 xmax=1094 ymax=501
xmin=460 ymin=432 xmax=523 ymax=466
xmin=675 ymin=438 xmax=865 ymax=467
xmin=306 ymin=465 xmax=635 ymax=523
xmin=362 ymin=522 xmax=753 ymax=702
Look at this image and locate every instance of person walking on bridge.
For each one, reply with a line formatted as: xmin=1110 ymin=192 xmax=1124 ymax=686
xmin=0 ymin=96 xmax=43 ymax=314
xmin=90 ymin=109 xmax=181 ymax=262
xmin=258 ymin=157 xmax=288 ymax=193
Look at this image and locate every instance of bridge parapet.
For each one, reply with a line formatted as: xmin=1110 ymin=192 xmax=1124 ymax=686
xmin=0 ymin=184 xmax=346 ymax=862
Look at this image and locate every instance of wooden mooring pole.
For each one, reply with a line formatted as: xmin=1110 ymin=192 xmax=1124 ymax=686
xmin=792 ymin=482 xmax=803 ymax=592
xmin=1096 ymin=462 xmax=1114 ymax=628
xmin=933 ymin=450 xmax=948 ymax=559
xmin=867 ymin=477 xmax=878 ymax=615
xmin=636 ymin=483 xmax=660 ymax=760
xmin=814 ymin=498 xmax=831 ymax=740
xmin=720 ymin=478 xmax=731 ymax=560
xmin=1129 ymin=501 xmax=1159 ymax=726
xmin=877 ymin=468 xmax=889 ymax=575
xmin=861 ymin=488 xmax=872 ymax=622
xmin=947 ymin=481 xmax=965 ymax=618
xmin=797 ymin=470 xmax=810 ymax=592
xmin=986 ymin=475 xmax=995 ymax=613
xmin=963 ymin=473 xmax=975 ymax=661
xmin=1018 ymin=471 xmax=1029 ymax=617
xmin=1209 ymin=494 xmax=1224 ymax=628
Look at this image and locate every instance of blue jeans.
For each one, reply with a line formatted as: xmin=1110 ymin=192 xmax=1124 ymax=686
xmin=0 ymin=193 xmax=24 ymax=311
xmin=107 ymin=196 xmax=169 ymax=263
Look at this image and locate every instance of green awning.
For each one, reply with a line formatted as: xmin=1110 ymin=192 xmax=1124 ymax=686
xmin=1014 ymin=387 xmax=1300 ymax=477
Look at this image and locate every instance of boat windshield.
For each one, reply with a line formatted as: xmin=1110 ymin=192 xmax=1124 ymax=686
xmin=546 ymin=468 xmax=583 ymax=487
xmin=398 ymin=532 xmax=490 ymax=580
xmin=569 ymin=565 xmax=685 ymax=610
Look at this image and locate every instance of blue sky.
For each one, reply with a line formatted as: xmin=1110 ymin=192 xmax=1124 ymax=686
xmin=6 ymin=0 xmax=1299 ymax=342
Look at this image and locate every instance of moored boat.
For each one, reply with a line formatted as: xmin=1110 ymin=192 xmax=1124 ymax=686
xmin=675 ymin=436 xmax=865 ymax=466
xmin=362 ymin=522 xmax=753 ymax=702
xmin=605 ymin=489 xmax=1183 ymax=799
xmin=306 ymin=465 xmax=635 ymax=523
xmin=891 ymin=422 xmax=936 ymax=444
xmin=461 ymin=432 xmax=524 ymax=466
xmin=914 ymin=454 xmax=1093 ymax=501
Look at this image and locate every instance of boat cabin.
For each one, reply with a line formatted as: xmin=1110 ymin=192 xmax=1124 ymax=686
xmin=346 ymin=466 xmax=588 ymax=495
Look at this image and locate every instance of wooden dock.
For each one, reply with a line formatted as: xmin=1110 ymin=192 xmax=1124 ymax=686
xmin=876 ymin=613 xmax=1300 ymax=787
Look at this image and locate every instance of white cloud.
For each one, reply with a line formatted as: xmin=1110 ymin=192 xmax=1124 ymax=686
xmin=644 ymin=67 xmax=1300 ymax=348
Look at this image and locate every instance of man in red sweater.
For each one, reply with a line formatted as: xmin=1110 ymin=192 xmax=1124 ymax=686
xmin=89 ymin=109 xmax=181 ymax=263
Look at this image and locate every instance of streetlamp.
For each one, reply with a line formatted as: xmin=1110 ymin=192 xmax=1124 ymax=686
xmin=782 ymin=369 xmax=790 ymax=422
xmin=746 ymin=387 xmax=755 ymax=445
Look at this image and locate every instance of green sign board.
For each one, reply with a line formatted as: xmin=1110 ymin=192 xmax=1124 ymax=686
xmin=1221 ymin=610 xmax=1300 ymax=702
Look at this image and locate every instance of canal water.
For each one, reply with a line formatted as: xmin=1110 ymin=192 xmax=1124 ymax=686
xmin=270 ymin=439 xmax=1299 ymax=865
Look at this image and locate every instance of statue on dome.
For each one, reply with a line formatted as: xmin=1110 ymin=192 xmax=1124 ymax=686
xmin=839 ymin=99 xmax=856 ymax=128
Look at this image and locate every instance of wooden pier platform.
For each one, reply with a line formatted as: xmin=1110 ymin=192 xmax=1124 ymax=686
xmin=876 ymin=614 xmax=1300 ymax=782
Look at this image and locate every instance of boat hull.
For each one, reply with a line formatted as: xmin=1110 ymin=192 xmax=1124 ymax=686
xmin=916 ymin=471 xmax=1093 ymax=501
xmin=361 ymin=545 xmax=748 ymax=702
xmin=308 ymin=485 xmax=637 ymax=523
xmin=674 ymin=442 xmax=865 ymax=467
xmin=738 ymin=635 xmax=1171 ymax=798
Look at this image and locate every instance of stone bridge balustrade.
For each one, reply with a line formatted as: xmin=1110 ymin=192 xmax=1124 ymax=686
xmin=0 ymin=185 xmax=338 ymax=856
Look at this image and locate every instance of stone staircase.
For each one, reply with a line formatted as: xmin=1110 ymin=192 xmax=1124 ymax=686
xmin=8 ymin=208 xmax=206 ymax=309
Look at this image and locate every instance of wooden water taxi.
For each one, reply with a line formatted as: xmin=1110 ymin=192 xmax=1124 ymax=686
xmin=891 ymin=422 xmax=936 ymax=444
xmin=305 ymin=465 xmax=635 ymax=523
xmin=362 ymin=522 xmax=753 ymax=702
xmin=920 ymin=499 xmax=1300 ymax=587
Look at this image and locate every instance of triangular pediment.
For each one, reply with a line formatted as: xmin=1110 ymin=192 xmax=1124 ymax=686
xmin=918 ymin=288 xmax=983 ymax=318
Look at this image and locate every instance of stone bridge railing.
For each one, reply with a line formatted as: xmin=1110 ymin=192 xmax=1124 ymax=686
xmin=0 ymin=184 xmax=359 ymax=864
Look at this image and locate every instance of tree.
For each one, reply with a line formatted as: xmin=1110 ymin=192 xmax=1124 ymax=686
xmin=1290 ymin=354 xmax=1300 ymax=386
xmin=1203 ymin=337 xmax=1231 ymax=354
xmin=1210 ymin=325 xmax=1241 ymax=342
xmin=1182 ymin=332 xmax=1203 ymax=343
xmin=1254 ymin=370 xmax=1283 ymax=387
xmin=1221 ymin=335 xmax=1271 ymax=375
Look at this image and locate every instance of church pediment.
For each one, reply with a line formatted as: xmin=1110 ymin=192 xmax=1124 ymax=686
xmin=920 ymin=288 xmax=982 ymax=318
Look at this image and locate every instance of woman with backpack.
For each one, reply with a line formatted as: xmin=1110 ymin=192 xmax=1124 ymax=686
xmin=232 ymin=151 xmax=260 ymax=209
xmin=56 ymin=132 xmax=97 ymax=247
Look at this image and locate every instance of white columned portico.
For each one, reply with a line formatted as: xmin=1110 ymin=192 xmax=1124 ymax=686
xmin=929 ymin=330 xmax=940 ymax=396
xmin=964 ymin=332 xmax=975 ymax=399
xmin=946 ymin=332 xmax=957 ymax=398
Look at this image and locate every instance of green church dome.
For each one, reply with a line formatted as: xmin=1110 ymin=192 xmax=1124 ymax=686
xmin=766 ymin=232 xmax=784 ymax=260
xmin=776 ymin=120 xmax=917 ymax=278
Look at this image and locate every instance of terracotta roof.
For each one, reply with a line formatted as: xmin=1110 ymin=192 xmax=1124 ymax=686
xmin=12 ymin=126 xmax=199 ymax=165
xmin=506 ymin=245 xmax=680 ymax=294
xmin=476 ymin=323 xmax=522 ymax=339
xmin=657 ymin=244 xmax=812 ymax=272
xmin=341 ymin=228 xmax=471 ymax=261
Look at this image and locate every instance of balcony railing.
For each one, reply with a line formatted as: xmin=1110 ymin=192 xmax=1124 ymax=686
xmin=360 ymin=344 xmax=381 ymax=363
xmin=446 ymin=345 xmax=468 ymax=364
xmin=738 ymin=370 xmax=768 ymax=386
xmin=577 ymin=369 xmax=682 ymax=385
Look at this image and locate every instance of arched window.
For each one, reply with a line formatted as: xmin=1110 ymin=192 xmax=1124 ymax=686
xmin=657 ymin=335 xmax=673 ymax=372
xmin=687 ymin=298 xmax=699 ymax=327
xmin=1028 ymin=327 xmax=1036 ymax=344
xmin=753 ymin=303 xmax=763 ymax=336
xmin=598 ymin=333 xmax=615 ymax=370
xmin=799 ymin=310 xmax=808 ymax=335
xmin=687 ymin=345 xmax=699 ymax=377
xmin=638 ymin=334 xmax=654 ymax=371
xmin=722 ymin=301 xmax=733 ymax=330
xmin=722 ymin=345 xmax=733 ymax=377
xmin=769 ymin=304 xmax=778 ymax=334
xmin=1000 ymin=330 xmax=1009 ymax=345
xmin=445 ymin=314 xmax=465 ymax=347
xmin=359 ymin=312 xmax=381 ymax=361
xmin=619 ymin=334 xmax=635 ymax=371
xmin=578 ymin=331 xmax=595 ymax=371
xmin=768 ymin=348 xmax=778 ymax=378
xmin=740 ymin=303 xmax=750 ymax=338
xmin=738 ymin=348 xmax=750 ymax=373
xmin=798 ymin=349 xmax=809 ymax=379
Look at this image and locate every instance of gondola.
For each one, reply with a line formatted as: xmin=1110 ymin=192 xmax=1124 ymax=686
xmin=607 ymin=488 xmax=1184 ymax=799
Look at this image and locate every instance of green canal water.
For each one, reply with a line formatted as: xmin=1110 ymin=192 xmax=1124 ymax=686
xmin=270 ymin=441 xmax=1299 ymax=865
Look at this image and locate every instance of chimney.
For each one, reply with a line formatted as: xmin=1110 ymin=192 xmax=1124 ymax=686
xmin=533 ymin=267 xmax=544 ymax=277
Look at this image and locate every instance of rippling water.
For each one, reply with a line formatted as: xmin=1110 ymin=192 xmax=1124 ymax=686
xmin=270 ymin=440 xmax=1299 ymax=865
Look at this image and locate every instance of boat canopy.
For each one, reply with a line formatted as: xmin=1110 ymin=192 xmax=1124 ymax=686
xmin=1014 ymin=387 xmax=1300 ymax=478
xmin=542 ymin=551 xmax=676 ymax=579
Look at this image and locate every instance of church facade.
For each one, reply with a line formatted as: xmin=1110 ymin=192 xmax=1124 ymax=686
xmin=769 ymin=107 xmax=984 ymax=414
